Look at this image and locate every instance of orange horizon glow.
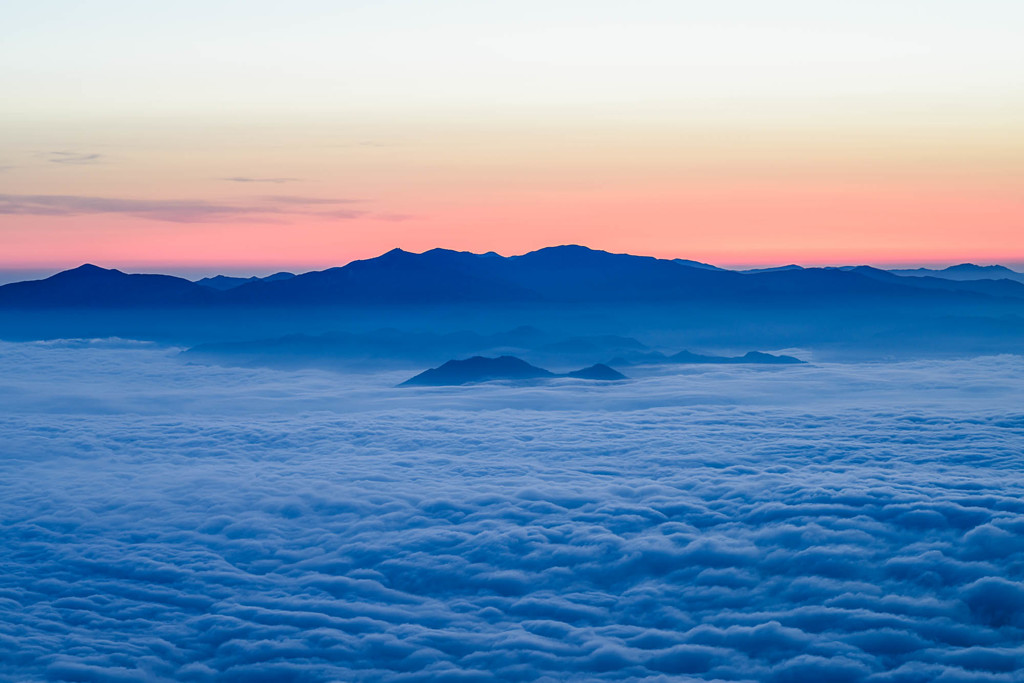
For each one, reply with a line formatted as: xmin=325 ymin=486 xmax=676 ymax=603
xmin=2 ymin=171 xmax=1020 ymax=273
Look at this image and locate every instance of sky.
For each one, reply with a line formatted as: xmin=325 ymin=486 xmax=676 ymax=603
xmin=1 ymin=0 xmax=1022 ymax=273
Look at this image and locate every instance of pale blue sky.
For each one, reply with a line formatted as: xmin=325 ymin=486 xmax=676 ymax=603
xmin=4 ymin=0 xmax=1022 ymax=119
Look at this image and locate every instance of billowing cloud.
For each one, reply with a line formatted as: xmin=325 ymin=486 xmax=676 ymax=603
xmin=0 ymin=342 xmax=1021 ymax=681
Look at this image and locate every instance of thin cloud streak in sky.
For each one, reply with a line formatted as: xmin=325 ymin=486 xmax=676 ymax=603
xmin=223 ymin=177 xmax=301 ymax=184
xmin=46 ymin=151 xmax=103 ymax=165
xmin=0 ymin=193 xmax=290 ymax=223
xmin=0 ymin=193 xmax=394 ymax=224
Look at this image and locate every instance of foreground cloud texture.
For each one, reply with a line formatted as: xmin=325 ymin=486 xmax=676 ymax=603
xmin=1 ymin=342 xmax=1023 ymax=681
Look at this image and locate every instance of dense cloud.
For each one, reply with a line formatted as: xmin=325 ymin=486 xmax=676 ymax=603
xmin=0 ymin=341 xmax=1022 ymax=681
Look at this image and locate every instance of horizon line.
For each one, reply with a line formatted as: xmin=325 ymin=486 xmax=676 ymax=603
xmin=0 ymin=244 xmax=1022 ymax=284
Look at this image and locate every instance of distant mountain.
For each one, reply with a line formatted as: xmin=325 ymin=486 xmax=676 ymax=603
xmin=401 ymin=356 xmax=555 ymax=386
xmin=565 ymin=363 xmax=628 ymax=380
xmin=889 ymin=264 xmax=1024 ymax=284
xmin=853 ymin=266 xmax=1024 ymax=300
xmin=610 ymin=349 xmax=805 ymax=367
xmin=0 ymin=264 xmax=212 ymax=307
xmin=1 ymin=246 xmax=1020 ymax=310
xmin=400 ymin=356 xmax=628 ymax=386
xmin=673 ymin=258 xmax=724 ymax=271
xmin=4 ymin=247 xmax=1023 ymax=359
xmin=741 ymin=265 xmax=805 ymax=275
xmin=196 ymin=272 xmax=295 ymax=290
xmin=221 ymin=248 xmax=541 ymax=305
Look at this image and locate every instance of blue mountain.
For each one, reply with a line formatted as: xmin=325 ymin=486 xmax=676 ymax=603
xmin=2 ymin=245 xmax=1023 ymax=310
xmin=400 ymin=356 xmax=556 ymax=386
xmin=400 ymin=356 xmax=628 ymax=386
xmin=0 ymin=264 xmax=212 ymax=307
xmin=850 ymin=266 xmax=1024 ymax=300
xmin=565 ymin=363 xmax=628 ymax=380
xmin=195 ymin=271 xmax=296 ymax=290
xmin=889 ymin=263 xmax=1024 ymax=284
xmin=221 ymin=248 xmax=540 ymax=305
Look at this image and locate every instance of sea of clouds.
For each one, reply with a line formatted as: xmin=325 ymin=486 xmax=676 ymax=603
xmin=1 ymin=340 xmax=1022 ymax=682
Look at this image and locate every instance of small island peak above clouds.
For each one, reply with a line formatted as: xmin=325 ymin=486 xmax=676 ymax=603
xmin=400 ymin=356 xmax=628 ymax=386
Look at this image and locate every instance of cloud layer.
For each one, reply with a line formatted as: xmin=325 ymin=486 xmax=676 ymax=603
xmin=0 ymin=342 xmax=1022 ymax=681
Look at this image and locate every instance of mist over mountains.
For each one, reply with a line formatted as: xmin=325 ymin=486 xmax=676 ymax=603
xmin=1 ymin=246 xmax=1022 ymax=361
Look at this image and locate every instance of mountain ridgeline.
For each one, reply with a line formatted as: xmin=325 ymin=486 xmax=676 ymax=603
xmin=2 ymin=246 xmax=1023 ymax=359
xmin=4 ymin=246 xmax=1024 ymax=309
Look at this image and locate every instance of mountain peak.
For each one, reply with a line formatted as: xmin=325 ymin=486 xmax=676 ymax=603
xmin=70 ymin=263 xmax=114 ymax=274
xmin=513 ymin=244 xmax=624 ymax=264
xmin=526 ymin=244 xmax=601 ymax=256
xmin=565 ymin=363 xmax=628 ymax=380
xmin=946 ymin=263 xmax=1015 ymax=273
xmin=52 ymin=263 xmax=124 ymax=279
xmin=400 ymin=355 xmax=629 ymax=386
xmin=400 ymin=355 xmax=555 ymax=386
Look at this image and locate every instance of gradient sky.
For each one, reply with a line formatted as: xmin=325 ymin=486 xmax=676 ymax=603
xmin=2 ymin=0 xmax=1022 ymax=273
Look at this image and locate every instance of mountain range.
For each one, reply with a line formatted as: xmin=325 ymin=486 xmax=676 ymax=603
xmin=2 ymin=246 xmax=1023 ymax=309
xmin=888 ymin=263 xmax=1024 ymax=285
xmin=2 ymin=246 xmax=1023 ymax=360
xmin=195 ymin=271 xmax=296 ymax=290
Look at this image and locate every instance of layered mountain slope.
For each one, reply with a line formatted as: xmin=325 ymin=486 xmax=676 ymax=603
xmin=890 ymin=264 xmax=1024 ymax=284
xmin=3 ymin=246 xmax=1017 ymax=309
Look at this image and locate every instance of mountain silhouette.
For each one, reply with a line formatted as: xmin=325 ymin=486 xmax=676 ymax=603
xmin=565 ymin=363 xmax=628 ymax=380
xmin=3 ymin=246 xmax=1019 ymax=309
xmin=889 ymin=263 xmax=1024 ymax=285
xmin=741 ymin=265 xmax=804 ymax=274
xmin=222 ymin=248 xmax=539 ymax=305
xmin=400 ymin=356 xmax=628 ymax=386
xmin=214 ymin=246 xmax=1022 ymax=306
xmin=196 ymin=272 xmax=295 ymax=290
xmin=850 ymin=266 xmax=1024 ymax=300
xmin=673 ymin=258 xmax=724 ymax=271
xmin=0 ymin=264 xmax=211 ymax=307
xmin=400 ymin=356 xmax=556 ymax=386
